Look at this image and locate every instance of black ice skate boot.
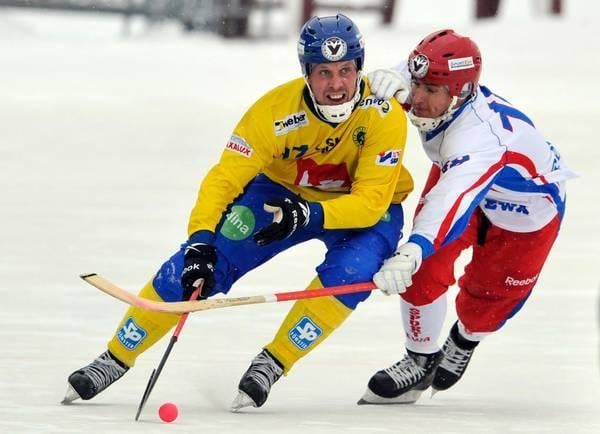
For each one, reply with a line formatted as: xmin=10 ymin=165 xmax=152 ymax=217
xmin=62 ymin=350 xmax=129 ymax=404
xmin=432 ymin=321 xmax=479 ymax=393
xmin=358 ymin=349 xmax=443 ymax=404
xmin=230 ymin=349 xmax=284 ymax=411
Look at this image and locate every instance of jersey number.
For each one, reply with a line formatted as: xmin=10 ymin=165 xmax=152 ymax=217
xmin=282 ymin=144 xmax=309 ymax=159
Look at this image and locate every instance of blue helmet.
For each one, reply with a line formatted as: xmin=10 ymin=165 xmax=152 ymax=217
xmin=298 ymin=14 xmax=365 ymax=77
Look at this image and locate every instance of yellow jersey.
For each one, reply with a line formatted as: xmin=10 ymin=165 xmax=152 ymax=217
xmin=188 ymin=77 xmax=413 ymax=237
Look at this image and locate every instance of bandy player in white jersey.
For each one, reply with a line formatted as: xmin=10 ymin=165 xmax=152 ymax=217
xmin=358 ymin=29 xmax=576 ymax=404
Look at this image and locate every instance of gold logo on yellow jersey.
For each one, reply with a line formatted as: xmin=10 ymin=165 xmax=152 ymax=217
xmin=352 ymin=127 xmax=366 ymax=146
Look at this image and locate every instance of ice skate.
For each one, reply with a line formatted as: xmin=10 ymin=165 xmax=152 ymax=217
xmin=358 ymin=349 xmax=442 ymax=405
xmin=432 ymin=322 xmax=478 ymax=393
xmin=61 ymin=351 xmax=128 ymax=404
xmin=230 ymin=349 xmax=283 ymax=412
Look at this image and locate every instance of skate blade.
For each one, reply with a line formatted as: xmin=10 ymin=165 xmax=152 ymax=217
xmin=230 ymin=390 xmax=257 ymax=413
xmin=61 ymin=384 xmax=82 ymax=405
xmin=357 ymin=387 xmax=424 ymax=405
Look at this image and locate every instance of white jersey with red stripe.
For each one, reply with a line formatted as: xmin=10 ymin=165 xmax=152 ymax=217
xmin=408 ymin=85 xmax=576 ymax=259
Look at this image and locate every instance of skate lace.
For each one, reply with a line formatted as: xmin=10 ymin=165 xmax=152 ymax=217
xmin=439 ymin=338 xmax=474 ymax=376
xmin=246 ymin=352 xmax=283 ymax=392
xmin=83 ymin=353 xmax=127 ymax=391
xmin=384 ymin=354 xmax=425 ymax=389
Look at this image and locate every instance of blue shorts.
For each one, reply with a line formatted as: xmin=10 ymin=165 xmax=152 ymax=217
xmin=153 ymin=175 xmax=404 ymax=309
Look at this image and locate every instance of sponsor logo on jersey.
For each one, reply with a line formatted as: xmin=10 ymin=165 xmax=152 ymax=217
xmin=117 ymin=317 xmax=147 ymax=350
xmin=410 ymin=54 xmax=429 ymax=78
xmin=321 ymin=36 xmax=347 ymax=62
xmin=359 ymin=95 xmax=384 ymax=108
xmin=379 ymin=100 xmax=392 ymax=114
xmin=289 ymin=316 xmax=322 ymax=350
xmin=295 ymin=158 xmax=351 ymax=189
xmin=505 ymin=274 xmax=539 ymax=286
xmin=274 ymin=111 xmax=308 ymax=136
xmin=375 ymin=150 xmax=401 ymax=166
xmin=546 ymin=141 xmax=561 ymax=171
xmin=483 ymin=199 xmax=530 ymax=215
xmin=358 ymin=96 xmax=392 ymax=117
xmin=220 ymin=205 xmax=255 ymax=241
xmin=316 ymin=137 xmax=341 ymax=154
xmin=225 ymin=134 xmax=253 ymax=158
xmin=441 ymin=155 xmax=470 ymax=172
xmin=352 ymin=126 xmax=367 ymax=146
xmin=448 ymin=56 xmax=475 ymax=71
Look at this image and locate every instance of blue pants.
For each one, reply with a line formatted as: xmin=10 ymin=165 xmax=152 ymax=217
xmin=153 ymin=175 xmax=404 ymax=309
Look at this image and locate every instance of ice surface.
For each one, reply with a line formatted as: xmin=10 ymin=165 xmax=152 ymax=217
xmin=1 ymin=3 xmax=599 ymax=433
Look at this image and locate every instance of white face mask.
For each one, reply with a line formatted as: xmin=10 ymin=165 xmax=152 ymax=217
xmin=305 ymin=72 xmax=363 ymax=124
xmin=408 ymin=96 xmax=458 ymax=132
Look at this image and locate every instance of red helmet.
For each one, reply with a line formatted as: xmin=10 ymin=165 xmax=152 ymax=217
xmin=408 ymin=29 xmax=482 ymax=98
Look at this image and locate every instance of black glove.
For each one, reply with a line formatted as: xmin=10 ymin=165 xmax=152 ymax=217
xmin=254 ymin=196 xmax=310 ymax=246
xmin=181 ymin=243 xmax=217 ymax=300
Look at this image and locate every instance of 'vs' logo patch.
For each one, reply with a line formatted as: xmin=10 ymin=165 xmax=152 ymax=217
xmin=376 ymin=150 xmax=401 ymax=166
xmin=289 ymin=317 xmax=322 ymax=350
xmin=117 ymin=317 xmax=147 ymax=350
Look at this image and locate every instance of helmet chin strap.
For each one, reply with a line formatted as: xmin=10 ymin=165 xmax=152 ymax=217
xmin=408 ymin=96 xmax=459 ymax=132
xmin=305 ymin=72 xmax=363 ymax=124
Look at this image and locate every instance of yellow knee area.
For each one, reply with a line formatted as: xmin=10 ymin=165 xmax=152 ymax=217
xmin=265 ymin=277 xmax=353 ymax=374
xmin=108 ymin=280 xmax=180 ymax=367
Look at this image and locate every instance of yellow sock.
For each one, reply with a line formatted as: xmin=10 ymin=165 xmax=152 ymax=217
xmin=107 ymin=280 xmax=181 ymax=367
xmin=265 ymin=277 xmax=353 ymax=374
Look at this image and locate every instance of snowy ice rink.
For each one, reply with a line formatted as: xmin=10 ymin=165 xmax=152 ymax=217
xmin=1 ymin=2 xmax=599 ymax=433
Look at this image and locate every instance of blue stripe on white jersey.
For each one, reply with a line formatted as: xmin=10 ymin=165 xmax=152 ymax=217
xmin=493 ymin=167 xmax=566 ymax=218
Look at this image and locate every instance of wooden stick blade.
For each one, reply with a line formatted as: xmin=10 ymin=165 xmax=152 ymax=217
xmin=80 ymin=273 xmax=267 ymax=314
xmin=80 ymin=273 xmax=377 ymax=314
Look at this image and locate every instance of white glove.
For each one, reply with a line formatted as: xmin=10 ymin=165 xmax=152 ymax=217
xmin=367 ymin=68 xmax=410 ymax=104
xmin=374 ymin=242 xmax=423 ymax=295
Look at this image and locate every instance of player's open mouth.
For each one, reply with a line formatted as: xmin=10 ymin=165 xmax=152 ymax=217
xmin=325 ymin=92 xmax=347 ymax=103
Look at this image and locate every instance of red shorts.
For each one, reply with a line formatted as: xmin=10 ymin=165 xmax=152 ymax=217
xmin=402 ymin=209 xmax=561 ymax=333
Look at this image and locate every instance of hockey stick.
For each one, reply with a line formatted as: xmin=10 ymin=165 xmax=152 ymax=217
xmin=134 ymin=282 xmax=202 ymax=421
xmin=80 ymin=273 xmax=377 ymax=314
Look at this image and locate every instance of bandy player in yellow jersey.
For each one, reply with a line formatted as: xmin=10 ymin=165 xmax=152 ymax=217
xmin=64 ymin=14 xmax=413 ymax=411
